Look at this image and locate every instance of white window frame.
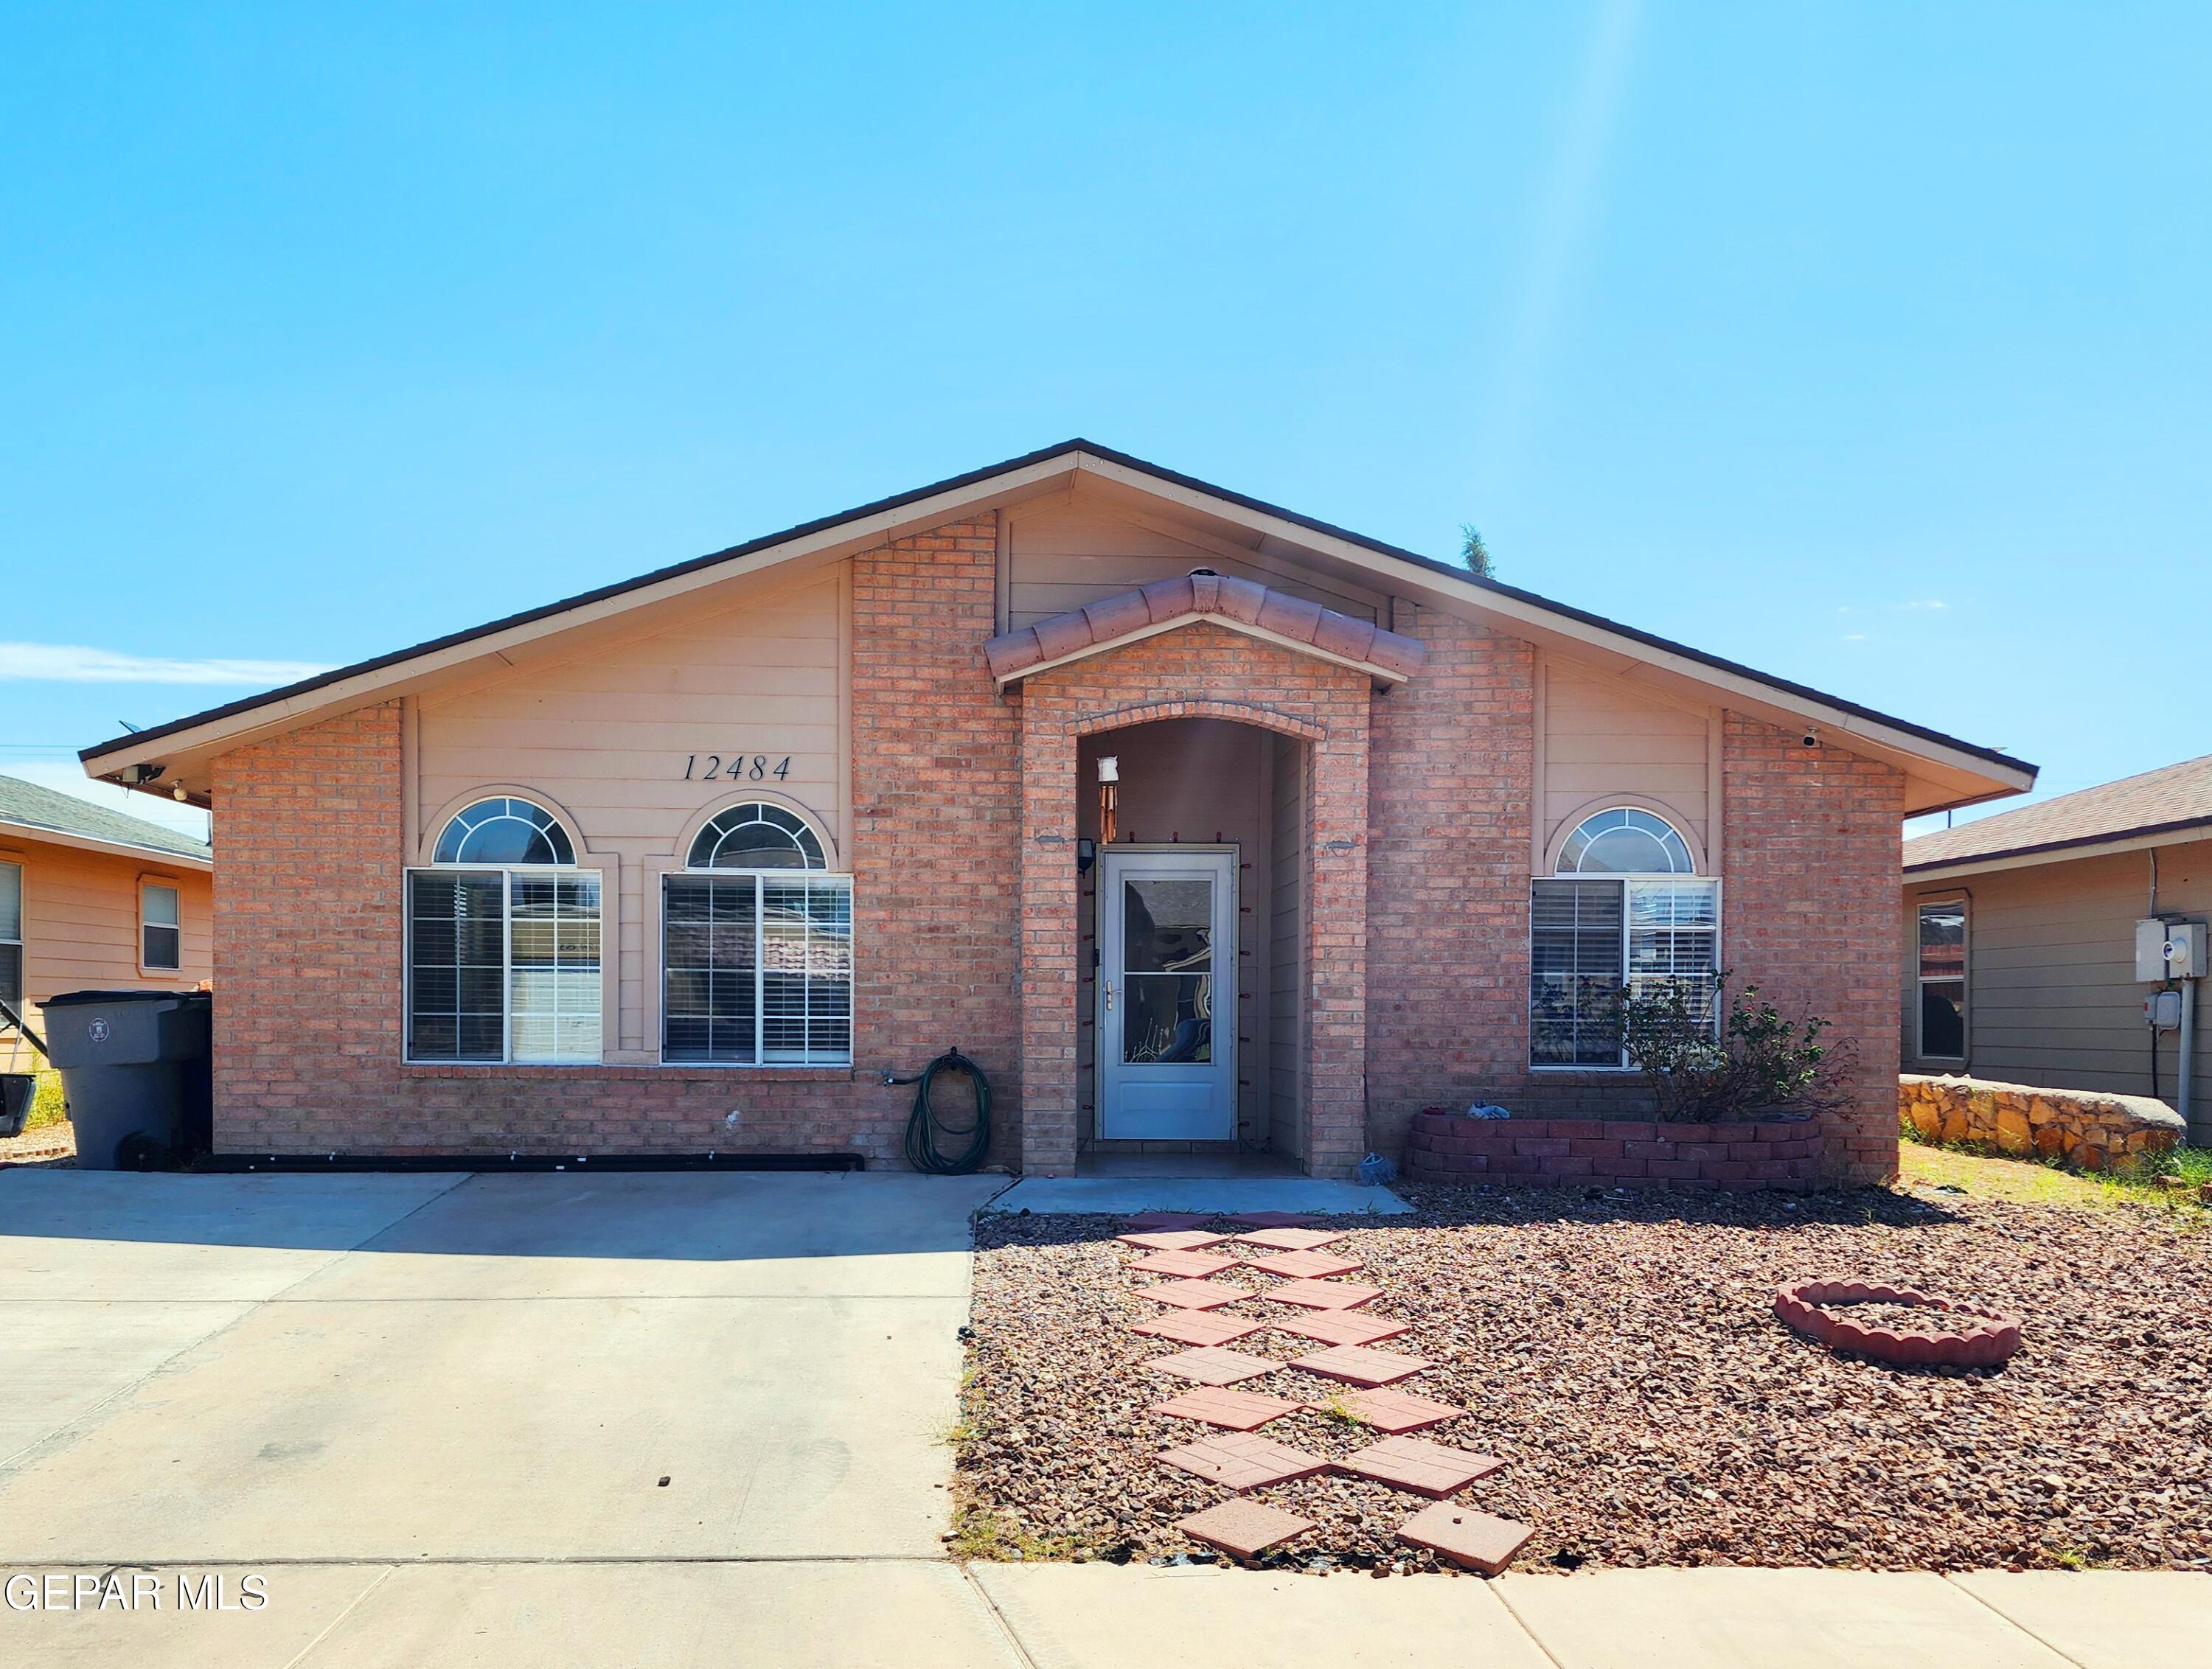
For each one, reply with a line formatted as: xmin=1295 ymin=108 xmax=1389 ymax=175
xmin=1530 ymin=873 xmax=1723 ymax=1072
xmin=139 ymin=879 xmax=182 ymax=975
xmin=0 ymin=860 xmax=22 ymax=1013
xmin=403 ymin=865 xmax=604 ymax=1067
xmin=658 ymin=868 xmax=854 ymax=1068
xmin=1914 ymin=895 xmax=1969 ymax=1062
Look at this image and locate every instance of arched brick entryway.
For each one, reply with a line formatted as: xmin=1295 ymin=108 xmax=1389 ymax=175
xmin=1012 ymin=621 xmax=1377 ymax=1177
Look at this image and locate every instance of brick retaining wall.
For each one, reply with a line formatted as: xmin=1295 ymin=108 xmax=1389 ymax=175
xmin=1404 ymin=1108 xmax=1821 ymax=1190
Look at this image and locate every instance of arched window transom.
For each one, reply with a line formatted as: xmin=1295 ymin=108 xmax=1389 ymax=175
xmin=434 ymin=797 xmax=574 ymax=866
xmin=688 ymin=803 xmax=826 ymax=871
xmin=1557 ymin=807 xmax=1694 ymax=875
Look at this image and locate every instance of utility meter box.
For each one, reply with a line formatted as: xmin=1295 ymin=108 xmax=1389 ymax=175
xmin=2146 ymin=989 xmax=2183 ymax=1031
xmin=2136 ymin=919 xmax=2171 ymax=981
xmin=2137 ymin=918 xmax=2207 ymax=981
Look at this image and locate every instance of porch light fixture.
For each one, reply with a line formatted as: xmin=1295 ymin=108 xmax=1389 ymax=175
xmin=1097 ymin=755 xmax=1119 ymax=846
xmin=1077 ymin=837 xmax=1096 ymax=875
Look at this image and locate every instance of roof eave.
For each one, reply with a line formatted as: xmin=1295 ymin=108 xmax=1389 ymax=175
xmin=1904 ymin=815 xmax=2212 ymax=882
xmin=76 ymin=439 xmax=2031 ymax=808
xmin=0 ymin=817 xmax=212 ymax=870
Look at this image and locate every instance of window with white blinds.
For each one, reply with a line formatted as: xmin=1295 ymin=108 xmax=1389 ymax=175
xmin=0 ymin=861 xmax=21 ymax=1012
xmin=1532 ymin=806 xmax=1719 ymax=1068
xmin=662 ymin=872 xmax=852 ymax=1066
xmin=406 ymin=868 xmax=602 ymax=1064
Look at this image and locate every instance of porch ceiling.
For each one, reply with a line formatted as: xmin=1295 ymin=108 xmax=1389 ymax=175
xmin=983 ymin=571 xmax=1426 ymax=688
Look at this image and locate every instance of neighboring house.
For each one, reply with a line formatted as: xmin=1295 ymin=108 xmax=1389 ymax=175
xmin=0 ymin=773 xmax=213 ymax=1055
xmin=1902 ymin=755 xmax=2212 ymax=1144
xmin=79 ymin=442 xmax=2031 ymax=1180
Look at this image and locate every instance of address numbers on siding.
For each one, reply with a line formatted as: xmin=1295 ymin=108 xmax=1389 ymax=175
xmin=684 ymin=754 xmax=792 ymax=782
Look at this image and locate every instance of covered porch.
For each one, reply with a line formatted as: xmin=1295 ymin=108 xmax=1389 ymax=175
xmin=987 ymin=570 xmax=1425 ymax=1180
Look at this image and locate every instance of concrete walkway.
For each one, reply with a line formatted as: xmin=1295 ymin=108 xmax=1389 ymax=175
xmin=2 ymin=1171 xmax=2205 ymax=1665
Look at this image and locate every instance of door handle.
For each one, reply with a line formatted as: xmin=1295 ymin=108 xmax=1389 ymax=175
xmin=1105 ymin=980 xmax=1115 ymax=1011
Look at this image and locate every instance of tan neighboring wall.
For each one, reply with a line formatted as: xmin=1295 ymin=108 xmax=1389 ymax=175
xmin=1902 ymin=837 xmax=2212 ymax=1116
xmin=0 ymin=830 xmax=212 ymax=1051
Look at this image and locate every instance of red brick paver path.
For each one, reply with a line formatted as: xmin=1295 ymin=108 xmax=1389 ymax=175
xmin=1335 ymin=1437 xmax=1504 ymax=1497
xmin=1145 ymin=1347 xmax=1279 ymax=1387
xmin=1241 ymin=1249 xmax=1363 ymax=1280
xmin=1265 ymin=1279 xmax=1382 ymax=1311
xmin=1152 ymin=1387 xmax=1303 ymax=1431
xmin=1130 ymin=1310 xmax=1267 ymax=1347
xmin=1395 ymin=1502 xmax=1534 ymax=1574
xmin=1159 ymin=1432 xmax=1330 ymax=1491
xmin=1175 ymin=1499 xmax=1315 ymax=1558
xmin=1119 ymin=1230 xmax=1232 ymax=1252
xmin=1290 ymin=1345 xmax=1433 ymax=1387
xmin=1234 ymin=1227 xmax=1346 ymax=1252
xmin=1130 ymin=1248 xmax=1245 ymax=1278
xmin=1307 ymin=1386 xmax=1463 ymax=1434
xmin=1139 ymin=1278 xmax=1256 ymax=1311
xmin=1270 ymin=1310 xmax=1411 ymax=1347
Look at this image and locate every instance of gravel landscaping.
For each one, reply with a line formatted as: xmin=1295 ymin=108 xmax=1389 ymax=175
xmin=960 ymin=1181 xmax=2212 ymax=1573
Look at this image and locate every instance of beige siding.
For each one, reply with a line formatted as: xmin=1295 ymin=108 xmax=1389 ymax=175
xmin=1269 ymin=730 xmax=1309 ymax=1164
xmin=0 ymin=834 xmax=212 ymax=1057
xmin=1540 ymin=655 xmax=1715 ymax=865
xmin=1902 ymin=839 xmax=2212 ymax=1118
xmin=1006 ymin=493 xmax=1383 ymax=632
xmin=411 ymin=572 xmax=846 ymax=1059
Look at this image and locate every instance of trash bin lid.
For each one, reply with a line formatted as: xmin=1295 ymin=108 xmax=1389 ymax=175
xmin=41 ymin=989 xmax=209 ymax=1007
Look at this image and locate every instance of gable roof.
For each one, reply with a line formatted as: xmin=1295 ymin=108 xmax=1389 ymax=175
xmin=0 ymin=773 xmax=212 ymax=866
xmin=1905 ymin=754 xmax=2212 ymax=877
xmin=78 ymin=439 xmax=2035 ymax=816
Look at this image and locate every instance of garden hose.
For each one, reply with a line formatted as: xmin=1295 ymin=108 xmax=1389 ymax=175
xmin=896 ymin=1050 xmax=992 ymax=1174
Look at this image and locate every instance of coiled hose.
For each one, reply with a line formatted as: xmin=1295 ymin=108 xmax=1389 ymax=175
xmin=897 ymin=1049 xmax=992 ymax=1174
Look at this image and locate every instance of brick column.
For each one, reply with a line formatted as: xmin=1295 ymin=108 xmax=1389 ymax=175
xmin=1017 ymin=702 xmax=1081 ymax=1173
xmin=849 ymin=515 xmax=1026 ymax=1168
xmin=1721 ymin=714 xmax=1905 ymax=1183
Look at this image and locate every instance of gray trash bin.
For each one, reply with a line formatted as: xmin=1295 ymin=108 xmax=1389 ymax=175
xmin=41 ymin=989 xmax=212 ymax=1170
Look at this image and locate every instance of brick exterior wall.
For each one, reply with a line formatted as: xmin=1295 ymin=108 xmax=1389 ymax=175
xmin=212 ymin=703 xmax=406 ymax=1149
xmin=204 ymin=515 xmax=1909 ymax=1186
xmin=1015 ymin=621 xmax=1372 ymax=1177
xmin=1364 ymin=609 xmax=1536 ymax=1160
xmin=849 ymin=515 xmax=1025 ymax=1166
xmin=1721 ymin=714 xmax=1906 ymax=1182
xmin=211 ymin=519 xmax=1025 ymax=1165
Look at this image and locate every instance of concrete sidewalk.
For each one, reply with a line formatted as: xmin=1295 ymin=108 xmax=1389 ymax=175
xmin=9 ymin=1561 xmax=2208 ymax=1665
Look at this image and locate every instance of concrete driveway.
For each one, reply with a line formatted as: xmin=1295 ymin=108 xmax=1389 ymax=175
xmin=0 ymin=1168 xmax=1016 ymax=1664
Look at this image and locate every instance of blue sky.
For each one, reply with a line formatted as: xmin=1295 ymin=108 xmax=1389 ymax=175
xmin=3 ymin=3 xmax=2207 ymax=842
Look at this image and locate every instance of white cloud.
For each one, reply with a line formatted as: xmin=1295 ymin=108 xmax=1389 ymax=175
xmin=1894 ymin=599 xmax=1948 ymax=612
xmin=0 ymin=642 xmax=333 ymax=686
xmin=0 ymin=755 xmax=210 ymax=842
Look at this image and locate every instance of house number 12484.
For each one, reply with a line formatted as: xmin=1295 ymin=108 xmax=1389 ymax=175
xmin=685 ymin=754 xmax=791 ymax=782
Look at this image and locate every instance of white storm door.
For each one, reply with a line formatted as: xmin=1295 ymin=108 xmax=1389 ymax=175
xmin=1097 ymin=848 xmax=1237 ymax=1141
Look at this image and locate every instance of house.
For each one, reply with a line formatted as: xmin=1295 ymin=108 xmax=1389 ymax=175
xmin=0 ymin=774 xmax=213 ymax=1053
xmin=77 ymin=442 xmax=2031 ymax=1180
xmin=1902 ymin=754 xmax=2212 ymax=1146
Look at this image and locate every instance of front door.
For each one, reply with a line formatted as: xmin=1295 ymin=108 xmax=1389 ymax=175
xmin=1096 ymin=847 xmax=1237 ymax=1140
